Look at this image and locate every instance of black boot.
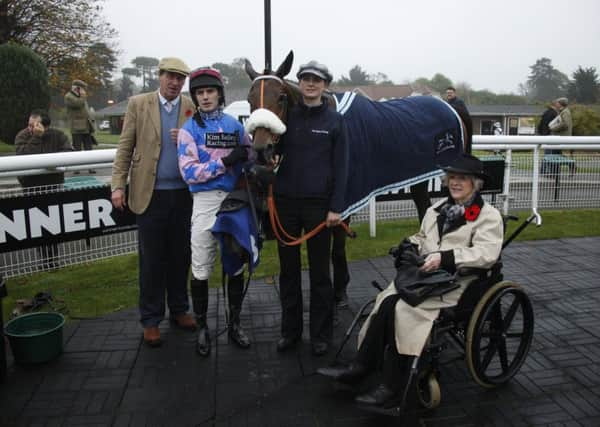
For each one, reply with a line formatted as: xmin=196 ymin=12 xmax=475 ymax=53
xmin=227 ymin=273 xmax=250 ymax=349
xmin=191 ymin=278 xmax=211 ymax=357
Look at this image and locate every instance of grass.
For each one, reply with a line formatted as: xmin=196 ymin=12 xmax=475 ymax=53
xmin=2 ymin=208 xmax=599 ymax=323
xmin=0 ymin=141 xmax=15 ymax=154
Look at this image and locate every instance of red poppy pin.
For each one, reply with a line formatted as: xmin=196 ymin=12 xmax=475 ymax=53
xmin=464 ymin=205 xmax=481 ymax=221
xmin=185 ymin=109 xmax=193 ymax=118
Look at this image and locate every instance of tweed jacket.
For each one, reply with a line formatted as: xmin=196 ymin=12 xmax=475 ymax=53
xmin=64 ymin=90 xmax=94 ymax=134
xmin=111 ymin=91 xmax=195 ymax=214
xmin=550 ymin=107 xmax=573 ymax=136
xmin=358 ymin=196 xmax=503 ymax=356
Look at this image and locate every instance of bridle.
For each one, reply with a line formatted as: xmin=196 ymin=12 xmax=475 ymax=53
xmin=251 ymin=75 xmax=289 ymax=125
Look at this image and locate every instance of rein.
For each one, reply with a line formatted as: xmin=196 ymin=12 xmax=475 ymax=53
xmin=267 ymin=184 xmax=355 ymax=246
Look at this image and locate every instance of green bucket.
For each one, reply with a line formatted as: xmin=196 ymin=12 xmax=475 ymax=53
xmin=4 ymin=312 xmax=65 ymax=364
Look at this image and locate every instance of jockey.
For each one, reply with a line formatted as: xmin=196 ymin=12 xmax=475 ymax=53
xmin=177 ymin=66 xmax=254 ymax=356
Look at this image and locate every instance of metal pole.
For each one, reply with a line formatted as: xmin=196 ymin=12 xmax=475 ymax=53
xmin=264 ymin=0 xmax=272 ymax=72
xmin=1 ymin=276 xmax=7 ymax=383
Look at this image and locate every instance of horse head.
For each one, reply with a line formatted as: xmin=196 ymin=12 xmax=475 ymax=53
xmin=244 ymin=51 xmax=298 ymax=166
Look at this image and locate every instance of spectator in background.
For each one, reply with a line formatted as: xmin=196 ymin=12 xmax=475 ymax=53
xmin=550 ymin=98 xmax=573 ymax=137
xmin=15 ymin=109 xmax=73 ymax=188
xmin=445 ymin=87 xmax=473 ymax=154
xmin=538 ymin=101 xmax=559 ymax=160
xmin=541 ymin=98 xmax=574 ymax=175
xmin=537 ymin=102 xmax=558 ymax=137
xmin=111 ymin=57 xmax=197 ymax=347
xmin=493 ymin=121 xmax=503 ymax=135
xmin=15 ymin=109 xmax=73 ymax=267
xmin=64 ymin=79 xmax=96 ymax=174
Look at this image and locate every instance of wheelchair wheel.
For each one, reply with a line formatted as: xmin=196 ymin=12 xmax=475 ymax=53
xmin=416 ymin=370 xmax=441 ymax=409
xmin=466 ymin=281 xmax=534 ymax=388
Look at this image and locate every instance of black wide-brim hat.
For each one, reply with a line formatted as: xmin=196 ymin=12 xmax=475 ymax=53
xmin=438 ymin=154 xmax=488 ymax=180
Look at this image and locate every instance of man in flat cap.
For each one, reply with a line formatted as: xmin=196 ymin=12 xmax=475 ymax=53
xmin=111 ymin=57 xmax=197 ymax=346
xmin=64 ymin=79 xmax=96 ymax=173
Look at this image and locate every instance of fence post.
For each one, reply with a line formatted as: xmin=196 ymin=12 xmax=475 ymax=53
xmin=532 ymin=145 xmax=541 ymax=212
xmin=369 ymin=197 xmax=376 ymax=237
xmin=503 ymin=149 xmax=512 ymax=215
xmin=1 ymin=276 xmax=7 ymax=383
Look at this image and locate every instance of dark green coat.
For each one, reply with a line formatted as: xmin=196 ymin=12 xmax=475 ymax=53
xmin=64 ymin=90 xmax=94 ymax=134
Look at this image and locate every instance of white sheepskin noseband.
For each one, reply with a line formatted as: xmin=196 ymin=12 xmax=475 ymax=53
xmin=244 ymin=108 xmax=287 ymax=135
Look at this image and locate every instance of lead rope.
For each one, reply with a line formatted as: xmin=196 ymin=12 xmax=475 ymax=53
xmin=267 ymin=184 xmax=355 ymax=246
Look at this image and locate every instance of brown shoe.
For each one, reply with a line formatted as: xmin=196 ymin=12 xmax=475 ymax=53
xmin=171 ymin=313 xmax=197 ymax=331
xmin=143 ymin=326 xmax=161 ymax=347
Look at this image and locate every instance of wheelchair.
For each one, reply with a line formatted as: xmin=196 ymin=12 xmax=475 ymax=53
xmin=331 ymin=212 xmax=541 ymax=416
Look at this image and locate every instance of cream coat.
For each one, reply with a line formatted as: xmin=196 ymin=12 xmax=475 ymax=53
xmin=111 ymin=91 xmax=195 ymax=214
xmin=358 ymin=197 xmax=503 ymax=356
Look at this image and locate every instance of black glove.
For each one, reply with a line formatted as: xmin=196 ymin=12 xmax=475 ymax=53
xmin=222 ymin=145 xmax=248 ymax=167
xmin=251 ymin=165 xmax=275 ymax=187
xmin=390 ymin=238 xmax=419 ymax=268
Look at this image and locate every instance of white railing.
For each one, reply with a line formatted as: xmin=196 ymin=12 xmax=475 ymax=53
xmin=363 ymin=136 xmax=600 ymax=236
xmin=1 ymin=136 xmax=599 ymax=276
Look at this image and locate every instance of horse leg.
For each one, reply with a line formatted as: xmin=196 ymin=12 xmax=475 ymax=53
xmin=410 ymin=182 xmax=431 ymax=223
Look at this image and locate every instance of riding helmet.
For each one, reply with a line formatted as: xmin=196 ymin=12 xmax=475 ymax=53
xmin=189 ymin=67 xmax=225 ymax=106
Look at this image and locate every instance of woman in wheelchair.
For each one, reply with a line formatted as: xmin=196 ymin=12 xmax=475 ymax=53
xmin=318 ymin=154 xmax=504 ymax=407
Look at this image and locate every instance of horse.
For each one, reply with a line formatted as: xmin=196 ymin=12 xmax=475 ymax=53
xmin=243 ymin=51 xmax=467 ymax=225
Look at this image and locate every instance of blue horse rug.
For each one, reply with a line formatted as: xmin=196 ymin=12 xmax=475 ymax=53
xmin=212 ymin=202 xmax=261 ymax=276
xmin=334 ymin=93 xmax=465 ymax=217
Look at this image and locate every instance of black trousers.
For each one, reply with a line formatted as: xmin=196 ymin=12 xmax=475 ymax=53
xmin=356 ymin=294 xmax=409 ymax=391
xmin=276 ymin=196 xmax=333 ymax=343
xmin=331 ymin=217 xmax=350 ymax=300
xmin=72 ymin=133 xmax=94 ymax=151
xmin=137 ymin=189 xmax=192 ymax=327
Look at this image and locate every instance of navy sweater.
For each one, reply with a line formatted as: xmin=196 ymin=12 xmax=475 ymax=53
xmin=274 ymin=100 xmax=349 ymax=213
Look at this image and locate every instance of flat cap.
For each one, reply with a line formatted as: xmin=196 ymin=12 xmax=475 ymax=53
xmin=555 ymin=97 xmax=569 ymax=107
xmin=158 ymin=57 xmax=190 ymax=76
xmin=296 ymin=60 xmax=333 ymax=83
xmin=72 ymin=79 xmax=88 ymax=88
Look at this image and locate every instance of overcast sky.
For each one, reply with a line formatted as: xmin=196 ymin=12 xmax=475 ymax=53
xmin=102 ymin=0 xmax=600 ymax=94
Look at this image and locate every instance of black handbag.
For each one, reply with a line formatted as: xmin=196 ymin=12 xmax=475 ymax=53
xmin=392 ymin=251 xmax=459 ymax=307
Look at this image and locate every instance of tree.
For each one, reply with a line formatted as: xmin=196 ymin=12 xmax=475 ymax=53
xmin=412 ymin=73 xmax=454 ymax=93
xmin=0 ymin=43 xmax=50 ymax=144
xmin=131 ymin=56 xmax=159 ymax=92
xmin=212 ymin=58 xmax=252 ymax=89
xmin=336 ymin=65 xmax=373 ymax=86
xmin=116 ymin=76 xmax=134 ymax=102
xmin=568 ymin=66 xmax=599 ymax=104
xmin=525 ymin=57 xmax=569 ymax=102
xmin=50 ymin=42 xmax=118 ymax=108
xmin=570 ymin=104 xmax=600 ymax=136
xmin=1 ymin=0 xmax=118 ymax=92
xmin=429 ymin=73 xmax=454 ymax=93
xmin=114 ymin=67 xmax=140 ymax=102
xmin=371 ymin=72 xmax=394 ymax=85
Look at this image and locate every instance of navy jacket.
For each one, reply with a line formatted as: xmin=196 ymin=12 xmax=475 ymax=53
xmin=274 ymin=99 xmax=349 ymax=213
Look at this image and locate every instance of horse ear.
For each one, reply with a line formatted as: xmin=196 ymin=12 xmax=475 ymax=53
xmin=245 ymin=59 xmax=259 ymax=80
xmin=274 ymin=50 xmax=294 ymax=79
